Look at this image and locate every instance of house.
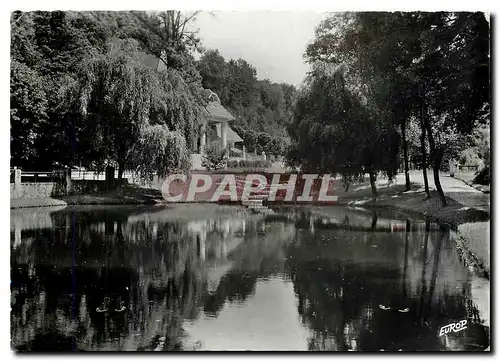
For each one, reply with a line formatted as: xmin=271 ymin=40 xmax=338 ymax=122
xmin=200 ymin=90 xmax=243 ymax=150
xmin=138 ymin=52 xmax=244 ymax=169
xmin=192 ymin=90 xmax=245 ymax=169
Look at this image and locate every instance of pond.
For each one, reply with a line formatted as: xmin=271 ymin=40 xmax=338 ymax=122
xmin=10 ymin=204 xmax=489 ymax=351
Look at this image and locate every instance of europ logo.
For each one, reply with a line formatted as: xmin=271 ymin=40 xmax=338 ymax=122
xmin=439 ymin=320 xmax=467 ymax=336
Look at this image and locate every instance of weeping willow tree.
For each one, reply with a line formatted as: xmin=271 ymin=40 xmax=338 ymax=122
xmin=287 ymin=64 xmax=400 ymax=197
xmin=73 ymin=38 xmax=204 ymax=180
xmin=131 ymin=125 xmax=190 ymax=182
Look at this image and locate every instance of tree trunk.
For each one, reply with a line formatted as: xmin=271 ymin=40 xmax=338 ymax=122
xmin=432 ymin=148 xmax=447 ymax=207
xmin=369 ymin=170 xmax=378 ymax=200
xmin=420 ymin=117 xmax=430 ymax=198
xmin=105 ymin=166 xmax=115 ymax=191
xmin=342 ymin=174 xmax=350 ymax=191
xmin=423 ymin=112 xmax=447 ymax=207
xmin=116 ymin=221 xmax=125 ymax=266
xmin=117 ymin=162 xmax=124 ymax=188
xmin=401 ymin=120 xmax=411 ymax=191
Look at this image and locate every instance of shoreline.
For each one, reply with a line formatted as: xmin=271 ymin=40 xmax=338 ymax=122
xmin=10 ymin=185 xmax=489 ymax=279
xmin=453 ymin=172 xmax=490 ymax=194
xmin=10 ymin=188 xmax=490 ymax=345
xmin=346 ymin=191 xmax=490 ymax=280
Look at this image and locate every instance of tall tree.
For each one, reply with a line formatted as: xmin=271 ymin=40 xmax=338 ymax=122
xmin=11 ymin=11 xmax=208 ymax=176
xmin=11 ymin=11 xmax=108 ymax=169
xmin=306 ymin=12 xmax=421 ymax=192
xmin=197 ymin=49 xmax=297 ymax=147
xmin=10 ymin=60 xmax=48 ymax=167
xmin=416 ymin=12 xmax=490 ymax=206
xmin=196 ymin=49 xmax=228 ymax=95
xmin=305 ymin=11 xmax=489 ymax=206
xmin=122 ymin=11 xmax=204 ymax=86
xmin=288 ymin=65 xmax=399 ymax=197
xmin=72 ymin=38 xmax=202 ymax=179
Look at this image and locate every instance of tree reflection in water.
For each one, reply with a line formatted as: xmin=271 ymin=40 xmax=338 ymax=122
xmin=283 ymin=210 xmax=488 ymax=351
xmin=10 ymin=205 xmax=489 ymax=351
xmin=11 ymin=207 xmax=235 ymax=351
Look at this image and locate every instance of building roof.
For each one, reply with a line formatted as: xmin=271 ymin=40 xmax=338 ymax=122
xmin=204 ymin=101 xmax=236 ymax=122
xmin=227 ymin=125 xmax=243 ymax=143
xmin=209 ymin=123 xmax=243 ymax=143
xmin=134 ymin=57 xmax=235 ymax=123
xmin=203 ymin=90 xmax=235 ymax=122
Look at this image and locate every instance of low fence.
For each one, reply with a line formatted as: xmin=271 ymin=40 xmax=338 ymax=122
xmin=458 ymin=165 xmax=479 ymax=173
xmin=70 ymin=169 xmax=136 ymax=181
xmin=10 ymin=182 xmax=56 ymax=199
xmin=230 ymin=152 xmax=282 ymax=163
xmin=226 ymin=159 xmax=272 ymax=169
xmin=10 ymin=159 xmax=286 ymax=200
xmin=10 ymin=169 xmax=65 ymax=183
xmin=238 ymin=152 xmax=266 ymax=162
xmin=449 ymin=161 xmax=480 ymax=178
xmin=10 ymin=168 xmax=129 ymax=199
xmin=10 ymin=169 xmax=66 ymax=199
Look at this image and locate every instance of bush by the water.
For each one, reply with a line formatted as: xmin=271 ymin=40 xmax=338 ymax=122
xmin=202 ymin=146 xmax=228 ymax=170
xmin=473 ymin=166 xmax=490 ymax=185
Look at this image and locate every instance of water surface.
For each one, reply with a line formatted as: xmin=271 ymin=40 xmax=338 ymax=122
xmin=10 ymin=204 xmax=489 ymax=351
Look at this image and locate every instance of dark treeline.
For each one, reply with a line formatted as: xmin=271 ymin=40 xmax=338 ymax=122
xmin=288 ymin=12 xmax=490 ymax=205
xmin=10 ymin=11 xmax=296 ymax=177
xmin=197 ymin=49 xmax=296 ymax=154
xmin=10 ymin=11 xmax=489 ymax=201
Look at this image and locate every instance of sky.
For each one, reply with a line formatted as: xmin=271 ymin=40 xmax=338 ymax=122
xmin=193 ymin=11 xmax=328 ymax=86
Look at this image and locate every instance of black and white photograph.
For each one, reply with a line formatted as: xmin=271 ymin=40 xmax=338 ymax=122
xmin=8 ymin=8 xmax=491 ymax=352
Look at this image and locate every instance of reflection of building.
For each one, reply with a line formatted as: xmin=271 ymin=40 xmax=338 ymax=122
xmin=11 ymin=206 xmax=67 ymax=252
xmin=186 ymin=219 xmax=247 ymax=261
xmin=186 ymin=218 xmax=249 ymax=294
xmin=12 ymin=206 xmax=268 ymax=351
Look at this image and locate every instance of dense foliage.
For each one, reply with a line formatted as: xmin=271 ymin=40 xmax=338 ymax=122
xmin=201 ymin=144 xmax=228 ymax=171
xmin=291 ymin=12 xmax=490 ymax=201
xmin=11 ymin=11 xmax=489 ymax=196
xmin=10 ymin=11 xmax=205 ymax=179
xmin=197 ymin=49 xmax=296 ymax=155
xmin=288 ymin=64 xmax=400 ymax=194
xmin=11 ymin=11 xmax=297 ymax=177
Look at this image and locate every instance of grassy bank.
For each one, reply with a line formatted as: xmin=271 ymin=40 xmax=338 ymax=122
xmin=453 ymin=171 xmax=490 ymax=194
xmin=10 ymin=186 xmax=165 ymax=209
xmin=342 ymin=181 xmax=490 ymax=279
xmin=10 ymin=175 xmax=489 ymax=280
xmin=10 ymin=198 xmax=68 ymax=209
xmin=61 ymin=186 xmax=164 ymax=205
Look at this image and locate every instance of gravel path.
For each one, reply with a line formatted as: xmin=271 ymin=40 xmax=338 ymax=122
xmin=400 ymin=171 xmax=490 ymax=213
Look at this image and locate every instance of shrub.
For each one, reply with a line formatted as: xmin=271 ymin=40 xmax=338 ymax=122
xmin=473 ymin=166 xmax=490 ymax=185
xmin=459 ymin=147 xmax=484 ymax=169
xmin=224 ymin=158 xmax=273 ymax=169
xmin=202 ymin=145 xmax=228 ymax=170
xmin=227 ymin=160 xmax=239 ymax=168
xmin=132 ymin=126 xmax=191 ymax=182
